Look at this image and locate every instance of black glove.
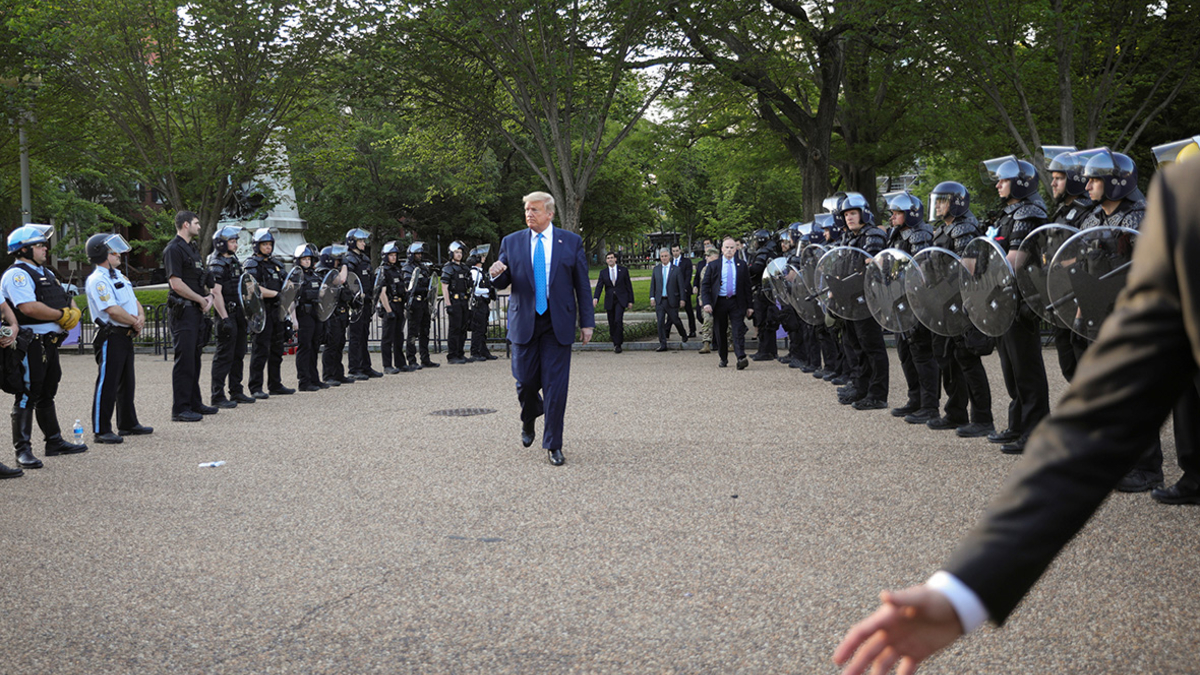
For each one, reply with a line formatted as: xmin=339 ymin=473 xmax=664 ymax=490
xmin=386 ymin=311 xmax=396 ymax=320
xmin=218 ymin=316 xmax=235 ymax=337
xmin=1072 ymin=316 xmax=1085 ymax=336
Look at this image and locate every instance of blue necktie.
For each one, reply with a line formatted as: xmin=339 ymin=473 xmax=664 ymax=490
xmin=534 ymin=233 xmax=547 ymax=315
xmin=724 ymin=260 xmax=734 ymax=297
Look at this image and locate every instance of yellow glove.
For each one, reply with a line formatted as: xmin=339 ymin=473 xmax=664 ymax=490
xmin=55 ymin=307 xmax=81 ymax=331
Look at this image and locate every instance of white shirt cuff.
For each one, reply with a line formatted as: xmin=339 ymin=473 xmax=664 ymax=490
xmin=926 ymin=571 xmax=989 ymax=634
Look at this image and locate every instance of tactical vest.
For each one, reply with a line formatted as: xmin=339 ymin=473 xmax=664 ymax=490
xmin=7 ymin=262 xmax=69 ymax=327
xmin=246 ymin=254 xmax=285 ymax=299
xmin=208 ymin=254 xmax=243 ymax=310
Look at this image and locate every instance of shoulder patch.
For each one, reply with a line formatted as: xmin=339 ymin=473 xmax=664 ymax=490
xmin=11 ymin=273 xmax=27 ymax=288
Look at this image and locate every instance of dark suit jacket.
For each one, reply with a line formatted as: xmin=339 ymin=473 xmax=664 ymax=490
xmin=673 ymin=256 xmax=694 ymax=297
xmin=593 ymin=264 xmax=634 ymax=311
xmin=493 ymin=225 xmax=595 ymax=345
xmin=943 ymin=159 xmax=1200 ymax=624
xmin=650 ymin=263 xmax=686 ymax=306
xmin=700 ymin=255 xmax=752 ymax=312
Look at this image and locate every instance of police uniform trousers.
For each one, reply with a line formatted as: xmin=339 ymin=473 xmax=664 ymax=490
xmin=470 ymin=299 xmax=493 ymax=358
xmin=1052 ymin=326 xmax=1083 ymax=381
xmin=802 ymin=322 xmax=822 ymax=368
xmin=92 ymin=327 xmax=140 ymax=435
xmin=841 ymin=320 xmax=863 ymax=384
xmin=897 ymin=325 xmax=939 ymax=410
xmin=446 ymin=297 xmax=470 ymax=359
xmin=323 ymin=308 xmax=349 ymax=381
xmin=170 ymin=303 xmax=206 ymax=416
xmin=295 ymin=307 xmax=322 ymax=387
xmin=380 ymin=309 xmax=408 ymax=369
xmin=850 ymin=318 xmax=889 ymax=400
xmin=712 ymin=296 xmax=747 ymax=362
xmin=249 ymin=305 xmax=287 ymax=393
xmin=211 ymin=306 xmax=248 ymax=400
xmin=347 ymin=306 xmax=373 ymax=375
xmin=14 ymin=334 xmax=70 ymax=446
xmin=779 ymin=304 xmax=801 ymax=361
xmin=752 ymin=293 xmax=779 ymax=356
xmin=655 ymin=299 xmax=685 ymax=348
xmin=815 ymin=322 xmax=841 ymax=374
xmin=407 ymin=300 xmax=433 ymax=363
xmin=996 ymin=311 xmax=1050 ymax=437
xmin=512 ymin=309 xmax=572 ymax=450
xmin=933 ymin=335 xmax=993 ymax=424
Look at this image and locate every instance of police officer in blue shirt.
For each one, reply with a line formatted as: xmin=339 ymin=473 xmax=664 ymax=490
xmin=85 ymin=233 xmax=153 ymax=444
xmin=2 ymin=224 xmax=88 ymax=469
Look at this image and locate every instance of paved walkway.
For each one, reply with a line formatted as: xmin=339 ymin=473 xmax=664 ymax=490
xmin=0 ymin=350 xmax=1195 ymax=673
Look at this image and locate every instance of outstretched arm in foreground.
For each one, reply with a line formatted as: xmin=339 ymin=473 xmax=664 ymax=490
xmin=833 ymin=586 xmax=962 ymax=675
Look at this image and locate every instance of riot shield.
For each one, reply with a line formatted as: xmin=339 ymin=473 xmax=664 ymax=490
xmin=1046 ymin=226 xmax=1138 ymax=341
xmin=799 ymin=244 xmax=828 ymax=294
xmin=1014 ymin=224 xmax=1078 ymax=328
xmin=864 ymin=248 xmax=919 ymax=334
xmin=959 ymin=237 xmax=1019 ymax=337
xmin=345 ymin=271 xmax=365 ymax=323
xmin=277 ymin=268 xmax=301 ymax=321
xmin=317 ymin=269 xmax=342 ymax=322
xmin=904 ymin=247 xmax=971 ymax=337
xmin=814 ymin=246 xmax=872 ymax=321
xmin=783 ymin=262 xmax=825 ymax=325
xmin=763 ymin=257 xmax=790 ymax=305
xmin=238 ymin=272 xmax=266 ymax=334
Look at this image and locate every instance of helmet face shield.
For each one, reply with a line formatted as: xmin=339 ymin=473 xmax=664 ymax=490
xmin=329 ymin=243 xmax=348 ymax=259
xmin=929 ymin=181 xmax=970 ymax=218
xmin=345 ymin=228 xmax=370 ymax=242
xmin=1151 ymin=137 xmax=1200 ymax=168
xmin=214 ymin=225 xmax=243 ymax=244
xmin=980 ymin=155 xmax=1021 ymax=184
xmin=252 ymin=227 xmax=276 ymax=243
xmin=294 ymin=243 xmax=318 ymax=260
xmin=381 ymin=241 xmax=400 ymax=256
xmin=407 ymin=241 xmax=426 ymax=256
xmin=1082 ymin=148 xmax=1138 ymax=201
xmin=1040 ymin=145 xmax=1076 ymax=170
xmin=104 ymin=234 xmax=131 ymax=254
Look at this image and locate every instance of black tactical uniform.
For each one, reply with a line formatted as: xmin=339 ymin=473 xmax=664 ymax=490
xmin=889 ymin=218 xmax=939 ymax=422
xmin=245 ymin=245 xmax=292 ymax=396
xmin=842 ymin=221 xmax=890 ymax=408
xmin=208 ymin=244 xmax=248 ymax=406
xmin=344 ymin=242 xmax=380 ymax=378
xmin=403 ymin=252 xmax=438 ymax=368
xmin=469 ymin=260 xmax=497 ymax=360
xmin=748 ymin=236 xmax=780 ymax=360
xmin=376 ymin=256 xmax=409 ymax=372
xmin=319 ymin=250 xmax=354 ymax=385
xmin=1049 ymin=195 xmax=1095 ymax=381
xmin=442 ymin=254 xmax=473 ymax=363
xmin=293 ymin=250 xmax=325 ymax=390
xmin=163 ymin=232 xmax=211 ymax=418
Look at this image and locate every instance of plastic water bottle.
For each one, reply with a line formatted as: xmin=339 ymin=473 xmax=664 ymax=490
xmin=73 ymin=419 xmax=83 ymax=444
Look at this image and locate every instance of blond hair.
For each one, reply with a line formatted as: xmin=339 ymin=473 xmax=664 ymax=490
xmin=522 ymin=191 xmax=555 ymax=213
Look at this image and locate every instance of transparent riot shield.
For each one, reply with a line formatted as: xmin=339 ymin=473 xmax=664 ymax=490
xmin=864 ymin=248 xmax=918 ymax=334
xmin=799 ymin=244 xmax=827 ymax=294
xmin=276 ymin=268 xmax=301 ymax=322
xmin=1047 ymin=226 xmax=1139 ymax=341
xmin=345 ymin=271 xmax=365 ymax=323
xmin=763 ymin=257 xmax=790 ymax=306
xmin=785 ymin=261 xmax=827 ymax=326
xmin=238 ymin=272 xmax=266 ymax=334
xmin=960 ymin=237 xmax=1019 ymax=337
xmin=317 ymin=269 xmax=342 ymax=322
xmin=904 ymin=247 xmax=971 ymax=337
xmin=814 ymin=246 xmax=872 ymax=321
xmin=1014 ymin=224 xmax=1078 ymax=328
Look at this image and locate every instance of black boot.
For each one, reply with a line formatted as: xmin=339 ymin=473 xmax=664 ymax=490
xmin=36 ymin=405 xmax=87 ymax=456
xmin=12 ymin=407 xmax=41 ymax=469
xmin=0 ymin=461 xmax=22 ymax=478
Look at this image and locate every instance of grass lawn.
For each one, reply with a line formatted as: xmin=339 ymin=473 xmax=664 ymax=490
xmin=74 ymin=288 xmax=170 ymax=315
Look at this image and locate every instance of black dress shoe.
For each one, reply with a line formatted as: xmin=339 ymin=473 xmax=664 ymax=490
xmin=1000 ymin=440 xmax=1025 ymax=455
xmin=365 ymin=369 xmax=384 ymax=378
xmin=750 ymin=353 xmax=773 ymax=361
xmin=1115 ymin=469 xmax=1163 ymax=493
xmin=317 ymin=381 xmax=331 ymax=389
xmin=269 ymin=386 xmax=296 ymax=395
xmin=484 ymin=353 xmax=499 ymax=360
xmin=718 ymin=360 xmax=728 ymax=368
xmin=172 ymin=411 xmax=203 ymax=422
xmin=421 ymin=360 xmax=440 ymax=368
xmin=1151 ymin=480 xmax=1200 ymax=504
xmin=0 ymin=462 xmax=22 ymax=478
xmin=251 ymin=390 xmax=270 ymax=400
xmin=16 ymin=449 xmax=43 ymax=468
xmin=956 ymin=422 xmax=995 ymax=438
xmin=336 ymin=377 xmax=356 ymax=385
xmin=829 ymin=376 xmax=849 ymax=385
xmin=384 ymin=367 xmax=401 ymax=374
xmin=448 ymin=357 xmax=468 ymax=364
xmin=299 ymin=384 xmax=322 ymax=392
xmin=323 ymin=379 xmax=341 ymax=387
xmin=231 ymin=392 xmax=257 ymax=404
xmin=614 ymin=345 xmax=622 ymax=354
xmin=521 ymin=423 xmax=535 ymax=448
xmin=891 ymin=403 xmax=919 ymax=417
xmin=736 ymin=358 xmax=748 ymax=370
xmin=813 ymin=369 xmax=829 ymax=379
xmin=904 ymin=408 xmax=939 ymax=425
xmin=987 ymin=428 xmax=1021 ymax=444
xmin=348 ymin=372 xmax=369 ymax=381
xmin=195 ymin=404 xmax=219 ymax=415
xmin=800 ymin=364 xmax=817 ymax=373
xmin=118 ymin=425 xmax=153 ymax=436
xmin=95 ymin=432 xmax=124 ymax=444
xmin=853 ymin=398 xmax=888 ymax=411
xmin=654 ymin=346 xmax=668 ymax=352
xmin=927 ymin=416 xmax=967 ymax=430
xmin=547 ymin=448 xmax=565 ymax=466
xmin=212 ymin=398 xmax=237 ymax=409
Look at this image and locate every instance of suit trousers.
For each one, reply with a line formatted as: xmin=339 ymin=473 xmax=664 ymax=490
xmin=656 ymin=301 xmax=685 ymax=347
xmin=712 ymin=297 xmax=747 ymax=361
xmin=249 ymin=308 xmax=287 ymax=392
xmin=511 ymin=310 xmax=572 ymax=450
xmin=92 ymin=330 xmax=139 ymax=435
xmin=897 ymin=325 xmax=939 ymax=409
xmin=169 ymin=304 xmax=205 ymax=415
xmin=347 ymin=309 xmax=373 ymax=374
xmin=997 ymin=312 xmax=1051 ymax=436
xmin=606 ymin=304 xmax=626 ymax=347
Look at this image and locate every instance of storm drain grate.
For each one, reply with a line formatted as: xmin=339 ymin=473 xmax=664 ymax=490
xmin=430 ymin=408 xmax=498 ymax=417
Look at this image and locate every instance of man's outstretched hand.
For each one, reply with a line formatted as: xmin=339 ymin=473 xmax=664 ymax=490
xmin=833 ymin=585 xmax=964 ymax=675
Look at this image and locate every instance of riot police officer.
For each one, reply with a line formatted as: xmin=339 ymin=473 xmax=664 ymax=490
xmin=85 ymin=233 xmax=152 ymax=444
xmin=344 ymin=228 xmax=382 ymax=379
xmin=748 ymin=228 xmax=780 ymax=361
xmin=403 ymin=242 xmax=439 ymax=369
xmin=1078 ymin=148 xmax=1145 ymax=230
xmin=886 ymin=193 xmax=939 ymax=424
xmin=245 ymin=228 xmax=295 ymax=398
xmin=375 ymin=241 xmax=411 ymax=373
xmin=981 ymin=156 xmax=1051 ymax=454
xmin=1046 ymin=149 xmax=1094 ymax=380
xmin=812 ymin=215 xmax=844 ymax=382
xmin=775 ymin=227 xmax=804 ymax=368
xmin=926 ymin=182 xmax=994 ymax=437
xmin=468 ymin=246 xmax=498 ymax=361
xmin=291 ymin=244 xmax=326 ymax=391
xmin=2 ymin=224 xmax=88 ymax=468
xmin=164 ymin=211 xmax=217 ymax=422
xmin=836 ymin=194 xmax=890 ymax=410
xmin=208 ymin=225 xmax=252 ymax=408
xmin=441 ymin=240 xmax=473 ymax=364
xmin=318 ymin=245 xmax=354 ymax=385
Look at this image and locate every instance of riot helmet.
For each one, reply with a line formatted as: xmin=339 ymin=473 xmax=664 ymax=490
xmin=822 ymin=192 xmax=848 ymax=213
xmin=7 ymin=223 xmax=53 ymax=256
xmin=1151 ymin=136 xmax=1200 ymax=169
xmin=407 ymin=241 xmax=427 ymax=261
xmin=930 ymin=182 xmax=970 ymax=220
xmin=294 ymin=243 xmax=318 ymax=260
xmin=981 ymin=155 xmax=1039 ymax=200
xmin=381 ymin=241 xmax=401 ymax=261
xmin=752 ymin=229 xmax=771 ymax=246
xmin=448 ymin=240 xmax=467 ymax=260
xmin=345 ymin=227 xmax=370 ymax=246
xmin=1047 ymin=150 xmax=1089 ymax=198
xmin=317 ymin=244 xmax=348 ymax=270
xmin=836 ymin=193 xmax=874 ymax=228
xmin=86 ymin=233 xmax=131 ymax=264
xmin=1082 ymin=148 xmax=1138 ymax=202
xmin=1040 ymin=145 xmax=1077 ymax=170
xmin=251 ymin=227 xmax=276 ymax=255
xmin=885 ymin=192 xmax=924 ymax=229
xmin=212 ymin=224 xmax=243 ymax=253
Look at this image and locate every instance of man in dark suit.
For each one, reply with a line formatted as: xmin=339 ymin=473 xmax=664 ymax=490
xmin=671 ymin=244 xmax=696 ymax=338
xmin=650 ymin=247 xmax=687 ymax=352
xmin=592 ymin=251 xmax=634 ymax=353
xmin=701 ymin=236 xmax=753 ymax=369
xmin=489 ymin=191 xmax=595 ymax=467
xmin=834 ymin=159 xmax=1200 ymax=674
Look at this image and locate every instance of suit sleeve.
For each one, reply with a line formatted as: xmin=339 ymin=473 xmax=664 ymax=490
xmin=621 ymin=269 xmax=634 ymax=304
xmin=674 ymin=266 xmax=687 ymax=299
xmin=942 ymin=165 xmax=1200 ymax=624
xmin=593 ymin=275 xmax=603 ymax=301
xmin=700 ymin=261 xmax=714 ymax=307
xmin=492 ymin=238 xmax=512 ymax=290
xmin=573 ymin=241 xmax=595 ymax=329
